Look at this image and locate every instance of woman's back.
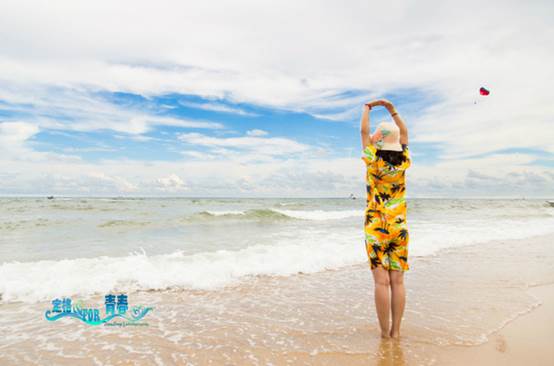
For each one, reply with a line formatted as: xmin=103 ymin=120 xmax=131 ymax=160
xmin=362 ymin=143 xmax=411 ymax=215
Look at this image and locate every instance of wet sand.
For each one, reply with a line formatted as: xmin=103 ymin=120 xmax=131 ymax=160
xmin=437 ymin=283 xmax=554 ymax=366
xmin=1 ymin=234 xmax=553 ymax=365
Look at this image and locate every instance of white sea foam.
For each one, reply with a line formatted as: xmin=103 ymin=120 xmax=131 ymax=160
xmin=271 ymin=209 xmax=362 ymax=220
xmin=2 ymin=213 xmax=554 ymax=303
xmin=1 ymin=198 xmax=553 ymax=303
xmin=409 ymin=216 xmax=554 ymax=256
xmin=205 ymin=210 xmax=247 ymax=216
xmin=204 ymin=209 xmax=361 ymax=220
xmin=0 ymin=230 xmax=362 ymax=303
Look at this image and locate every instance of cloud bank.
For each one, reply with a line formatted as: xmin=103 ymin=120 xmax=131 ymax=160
xmin=0 ymin=0 xmax=552 ymax=197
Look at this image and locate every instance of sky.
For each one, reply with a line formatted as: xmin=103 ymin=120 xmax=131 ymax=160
xmin=0 ymin=0 xmax=553 ymax=198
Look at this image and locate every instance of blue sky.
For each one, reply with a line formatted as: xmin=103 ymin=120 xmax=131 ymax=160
xmin=26 ymin=91 xmax=439 ymax=164
xmin=0 ymin=0 xmax=552 ymax=197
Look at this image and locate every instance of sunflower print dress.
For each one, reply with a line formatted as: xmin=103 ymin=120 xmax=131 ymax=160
xmin=361 ymin=144 xmax=411 ymax=271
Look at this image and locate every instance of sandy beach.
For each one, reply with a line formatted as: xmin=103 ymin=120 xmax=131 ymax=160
xmin=438 ymin=283 xmax=554 ymax=366
xmin=1 ymin=228 xmax=553 ymax=365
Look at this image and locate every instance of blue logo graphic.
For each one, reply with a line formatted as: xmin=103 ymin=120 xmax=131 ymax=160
xmin=45 ymin=293 xmax=153 ymax=326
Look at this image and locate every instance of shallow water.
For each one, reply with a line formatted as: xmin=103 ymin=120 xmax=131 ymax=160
xmin=1 ymin=233 xmax=553 ymax=365
xmin=1 ymin=197 xmax=553 ymax=303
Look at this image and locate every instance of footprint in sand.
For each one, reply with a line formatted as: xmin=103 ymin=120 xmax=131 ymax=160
xmin=495 ymin=335 xmax=507 ymax=353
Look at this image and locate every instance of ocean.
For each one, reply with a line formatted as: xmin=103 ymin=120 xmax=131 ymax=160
xmin=1 ymin=197 xmax=553 ymax=364
xmin=1 ymin=197 xmax=552 ymax=303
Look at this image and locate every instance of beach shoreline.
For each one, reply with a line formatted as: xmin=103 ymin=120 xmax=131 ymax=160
xmin=434 ymin=282 xmax=554 ymax=365
xmin=1 ymin=232 xmax=553 ymax=365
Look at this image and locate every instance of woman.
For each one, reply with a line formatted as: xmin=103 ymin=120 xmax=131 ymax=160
xmin=360 ymin=99 xmax=411 ymax=339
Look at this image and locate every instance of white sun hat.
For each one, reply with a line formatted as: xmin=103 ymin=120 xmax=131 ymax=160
xmin=371 ymin=121 xmax=402 ymax=151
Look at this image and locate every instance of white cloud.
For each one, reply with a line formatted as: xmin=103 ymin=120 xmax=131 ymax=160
xmin=179 ymin=150 xmax=214 ymax=160
xmin=86 ymin=172 xmax=138 ymax=193
xmin=0 ymin=121 xmax=81 ymax=162
xmin=0 ymin=84 xmax=225 ymax=136
xmin=246 ymin=129 xmax=268 ymax=137
xmin=179 ymin=100 xmax=258 ymax=116
xmin=177 ymin=131 xmax=314 ymax=160
xmin=0 ymin=121 xmax=38 ymax=145
xmin=0 ymin=0 xmax=552 ymax=196
xmin=1 ymin=150 xmax=551 ymax=197
xmin=155 ymin=173 xmax=187 ymax=191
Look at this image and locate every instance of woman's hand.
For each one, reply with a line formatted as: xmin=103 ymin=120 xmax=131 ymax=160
xmin=365 ymin=101 xmax=380 ymax=112
xmin=376 ymin=99 xmax=394 ymax=110
xmin=365 ymin=99 xmax=393 ymax=109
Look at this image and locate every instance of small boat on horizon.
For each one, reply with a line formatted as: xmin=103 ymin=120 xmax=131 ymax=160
xmin=47 ymin=196 xmax=54 ymax=200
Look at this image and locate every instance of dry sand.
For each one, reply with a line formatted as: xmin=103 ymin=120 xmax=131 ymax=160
xmin=436 ymin=283 xmax=554 ymax=366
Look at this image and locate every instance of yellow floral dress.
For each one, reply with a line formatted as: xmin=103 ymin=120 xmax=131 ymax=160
xmin=361 ymin=144 xmax=411 ymax=271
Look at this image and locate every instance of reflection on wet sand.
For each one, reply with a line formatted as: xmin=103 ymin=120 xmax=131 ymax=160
xmin=376 ymin=339 xmax=406 ymax=366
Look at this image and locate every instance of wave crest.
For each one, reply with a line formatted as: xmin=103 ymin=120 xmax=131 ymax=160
xmin=184 ymin=208 xmax=362 ymax=222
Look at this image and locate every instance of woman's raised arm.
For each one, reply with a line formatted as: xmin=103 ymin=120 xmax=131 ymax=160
xmin=381 ymin=99 xmax=408 ymax=145
xmin=360 ymin=101 xmax=381 ymax=150
xmin=360 ymin=104 xmax=371 ymax=150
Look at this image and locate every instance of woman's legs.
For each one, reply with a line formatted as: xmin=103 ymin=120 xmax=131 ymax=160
xmin=389 ymin=270 xmax=405 ymax=338
xmin=371 ymin=266 xmax=391 ymax=338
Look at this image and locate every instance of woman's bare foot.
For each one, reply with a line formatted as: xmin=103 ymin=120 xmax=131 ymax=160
xmin=389 ymin=330 xmax=400 ymax=339
xmin=381 ymin=332 xmax=390 ymax=339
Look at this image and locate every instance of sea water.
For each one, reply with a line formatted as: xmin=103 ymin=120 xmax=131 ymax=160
xmin=1 ymin=197 xmax=553 ymax=303
xmin=1 ymin=197 xmax=554 ymax=364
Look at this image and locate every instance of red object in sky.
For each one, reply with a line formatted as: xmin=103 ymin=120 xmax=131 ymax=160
xmin=479 ymin=87 xmax=490 ymax=96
